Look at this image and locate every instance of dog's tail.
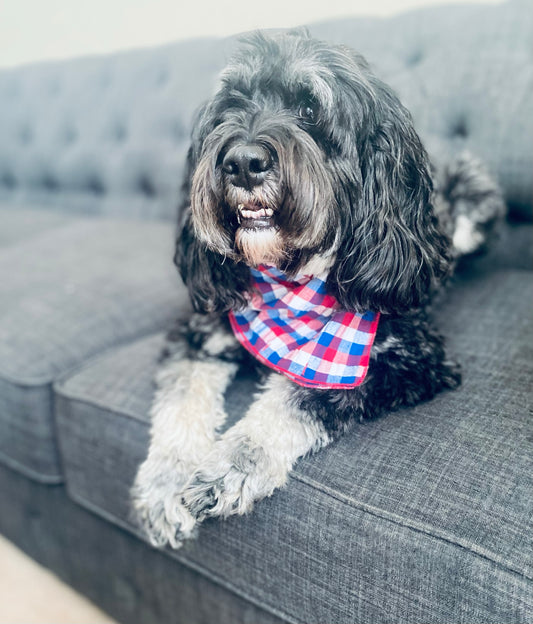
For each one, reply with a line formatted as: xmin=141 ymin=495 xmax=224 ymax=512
xmin=434 ymin=152 xmax=506 ymax=259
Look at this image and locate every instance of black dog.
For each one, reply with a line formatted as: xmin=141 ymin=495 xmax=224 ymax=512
xmin=132 ymin=30 xmax=504 ymax=548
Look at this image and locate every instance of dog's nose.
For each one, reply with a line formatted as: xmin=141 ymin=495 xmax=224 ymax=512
xmin=222 ymin=144 xmax=272 ymax=189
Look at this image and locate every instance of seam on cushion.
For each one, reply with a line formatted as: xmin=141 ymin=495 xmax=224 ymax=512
xmin=6 ymin=269 xmax=530 ymax=386
xmin=55 ymin=395 xmax=295 ymax=622
xmin=64 ymin=469 xmax=533 ymax=624
xmin=0 ymin=450 xmax=63 ymax=485
xmin=53 ymin=348 xmax=532 ymax=425
xmin=0 ymin=192 xmax=176 ymax=223
xmin=290 ymin=472 xmax=533 ymax=582
xmin=0 ymin=368 xmax=60 ymax=387
xmin=55 ymin=328 xmax=170 ymax=389
xmin=0 ymin=287 xmax=187 ymax=384
xmin=0 ymin=326 xmax=167 ymax=388
xmin=55 ymin=390 xmax=533 ymax=584
xmin=54 ymin=384 xmax=152 ymax=425
xmin=63 ymin=488 xmax=296 ymax=624
xmin=0 ymin=379 xmax=65 ymax=483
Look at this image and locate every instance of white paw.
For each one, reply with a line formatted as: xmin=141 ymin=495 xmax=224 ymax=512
xmin=131 ymin=459 xmax=197 ymax=549
xmin=183 ymin=437 xmax=287 ymax=520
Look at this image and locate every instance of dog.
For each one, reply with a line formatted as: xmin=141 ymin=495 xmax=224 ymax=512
xmin=132 ymin=30 xmax=504 ymax=549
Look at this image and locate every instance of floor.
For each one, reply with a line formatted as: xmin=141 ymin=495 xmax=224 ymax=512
xmin=0 ymin=534 xmax=118 ymax=624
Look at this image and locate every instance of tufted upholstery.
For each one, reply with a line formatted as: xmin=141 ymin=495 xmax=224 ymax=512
xmin=311 ymin=0 xmax=533 ymax=218
xmin=0 ymin=38 xmax=233 ymax=220
xmin=0 ymin=0 xmax=531 ymax=221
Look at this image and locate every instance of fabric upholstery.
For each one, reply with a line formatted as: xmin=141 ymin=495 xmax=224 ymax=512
xmin=0 ymin=1 xmax=531 ymax=221
xmin=0 ymin=217 xmax=189 ymax=480
xmin=54 ymin=270 xmax=533 ymax=624
xmin=0 ymin=205 xmax=75 ymax=247
xmin=311 ymin=0 xmax=533 ymax=218
xmin=0 ymin=2 xmax=531 ymax=622
xmin=0 ymin=464 xmax=284 ymax=624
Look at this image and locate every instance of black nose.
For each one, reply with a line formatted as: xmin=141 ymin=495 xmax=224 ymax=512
xmin=222 ymin=144 xmax=273 ymax=189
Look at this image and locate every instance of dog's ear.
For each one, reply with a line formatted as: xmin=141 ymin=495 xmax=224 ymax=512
xmin=176 ymin=207 xmax=251 ymax=314
xmin=175 ymin=145 xmax=250 ymax=314
xmin=330 ymin=82 xmax=450 ymax=314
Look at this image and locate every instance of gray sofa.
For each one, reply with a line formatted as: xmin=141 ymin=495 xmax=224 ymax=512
xmin=0 ymin=2 xmax=532 ymax=623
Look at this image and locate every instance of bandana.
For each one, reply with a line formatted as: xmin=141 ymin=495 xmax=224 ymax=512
xmin=228 ymin=265 xmax=380 ymax=389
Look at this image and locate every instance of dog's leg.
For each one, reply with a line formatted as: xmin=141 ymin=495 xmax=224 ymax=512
xmin=182 ymin=313 xmax=461 ymax=523
xmin=132 ymin=314 xmax=241 ymax=548
xmin=183 ymin=373 xmax=331 ymax=521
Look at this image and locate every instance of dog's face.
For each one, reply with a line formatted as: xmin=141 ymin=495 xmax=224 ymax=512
xmin=189 ymin=31 xmax=367 ymax=270
xmin=180 ymin=31 xmax=450 ymax=314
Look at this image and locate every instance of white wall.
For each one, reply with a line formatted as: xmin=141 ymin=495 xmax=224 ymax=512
xmin=0 ymin=0 xmax=504 ymax=69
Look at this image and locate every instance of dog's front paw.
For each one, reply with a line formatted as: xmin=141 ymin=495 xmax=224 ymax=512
xmin=184 ymin=437 xmax=287 ymax=520
xmin=131 ymin=459 xmax=197 ymax=549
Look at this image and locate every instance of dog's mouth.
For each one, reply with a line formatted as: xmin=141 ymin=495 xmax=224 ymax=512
xmin=233 ymin=201 xmax=284 ymax=266
xmin=237 ymin=203 xmax=276 ymax=230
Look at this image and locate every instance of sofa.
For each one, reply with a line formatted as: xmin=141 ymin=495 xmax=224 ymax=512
xmin=0 ymin=1 xmax=531 ymax=623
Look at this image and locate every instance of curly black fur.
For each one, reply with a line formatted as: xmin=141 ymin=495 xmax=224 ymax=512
xmin=177 ymin=30 xmax=458 ymax=315
xmin=131 ymin=30 xmax=508 ymax=549
xmin=292 ymin=313 xmax=461 ymax=436
xmin=172 ymin=30 xmax=503 ymax=442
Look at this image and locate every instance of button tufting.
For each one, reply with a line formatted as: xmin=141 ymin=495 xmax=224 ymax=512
xmin=449 ymin=116 xmax=469 ymax=139
xmin=41 ymin=173 xmax=60 ymax=192
xmin=1 ymin=171 xmax=17 ymax=189
xmin=137 ymin=174 xmax=156 ymax=198
xmin=405 ymin=50 xmax=424 ymax=67
xmin=86 ymin=175 xmax=106 ymax=195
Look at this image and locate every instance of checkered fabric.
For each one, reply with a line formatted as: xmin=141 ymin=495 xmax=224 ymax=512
xmin=229 ymin=265 xmax=380 ymax=389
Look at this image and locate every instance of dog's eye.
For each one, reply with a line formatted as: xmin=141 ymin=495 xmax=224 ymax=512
xmin=297 ymin=102 xmax=318 ymax=125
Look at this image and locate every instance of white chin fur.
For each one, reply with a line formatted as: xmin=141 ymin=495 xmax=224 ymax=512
xmin=235 ymin=227 xmax=285 ymax=266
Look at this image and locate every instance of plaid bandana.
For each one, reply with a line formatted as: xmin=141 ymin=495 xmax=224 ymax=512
xmin=229 ymin=265 xmax=380 ymax=389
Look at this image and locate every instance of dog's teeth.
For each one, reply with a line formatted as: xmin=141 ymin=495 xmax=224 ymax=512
xmin=237 ymin=205 xmax=274 ymax=220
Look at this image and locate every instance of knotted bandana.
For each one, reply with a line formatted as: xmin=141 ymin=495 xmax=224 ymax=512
xmin=229 ymin=265 xmax=380 ymax=389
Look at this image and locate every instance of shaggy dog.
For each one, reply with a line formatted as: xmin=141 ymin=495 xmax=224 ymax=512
xmin=132 ymin=30 xmax=504 ymax=549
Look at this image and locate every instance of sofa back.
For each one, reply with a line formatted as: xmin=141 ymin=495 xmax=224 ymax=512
xmin=0 ymin=0 xmax=531 ymax=222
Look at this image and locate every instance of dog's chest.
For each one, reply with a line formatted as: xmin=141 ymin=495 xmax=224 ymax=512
xmin=229 ymin=265 xmax=380 ymax=389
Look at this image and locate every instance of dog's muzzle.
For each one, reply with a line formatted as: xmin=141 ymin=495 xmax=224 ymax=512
xmin=222 ymin=143 xmax=273 ymax=191
xmin=223 ymin=142 xmax=278 ymax=231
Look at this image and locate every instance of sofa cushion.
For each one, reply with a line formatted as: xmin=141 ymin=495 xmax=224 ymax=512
xmin=0 ymin=462 xmax=285 ymax=624
xmin=54 ymin=269 xmax=533 ymax=624
xmin=0 ymin=216 xmax=189 ymax=482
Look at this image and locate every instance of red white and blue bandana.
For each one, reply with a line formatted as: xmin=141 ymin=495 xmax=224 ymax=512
xmin=229 ymin=265 xmax=380 ymax=390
